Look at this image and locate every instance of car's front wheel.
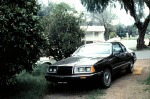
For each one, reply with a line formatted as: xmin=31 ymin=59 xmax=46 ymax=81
xmin=101 ymin=69 xmax=112 ymax=88
xmin=126 ymin=61 xmax=134 ymax=73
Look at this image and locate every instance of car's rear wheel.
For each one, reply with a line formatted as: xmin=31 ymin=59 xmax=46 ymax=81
xmin=126 ymin=61 xmax=134 ymax=73
xmin=101 ymin=69 xmax=111 ymax=88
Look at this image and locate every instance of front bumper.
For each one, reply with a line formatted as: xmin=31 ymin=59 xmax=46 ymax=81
xmin=45 ymin=72 xmax=102 ymax=84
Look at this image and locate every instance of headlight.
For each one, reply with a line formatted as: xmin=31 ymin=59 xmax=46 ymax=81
xmin=74 ymin=66 xmax=95 ymax=74
xmin=48 ymin=66 xmax=57 ymax=73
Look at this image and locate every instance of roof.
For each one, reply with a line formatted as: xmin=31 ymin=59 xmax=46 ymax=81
xmin=83 ymin=41 xmax=122 ymax=46
xmin=80 ymin=26 xmax=105 ymax=32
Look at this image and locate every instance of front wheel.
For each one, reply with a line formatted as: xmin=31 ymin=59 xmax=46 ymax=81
xmin=126 ymin=61 xmax=134 ymax=73
xmin=101 ymin=69 xmax=112 ymax=88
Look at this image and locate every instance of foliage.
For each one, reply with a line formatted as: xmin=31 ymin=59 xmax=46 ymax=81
xmin=146 ymin=74 xmax=150 ymax=85
xmin=0 ymin=0 xmax=48 ymax=85
xmin=41 ymin=3 xmax=85 ymax=60
xmin=81 ymin=0 xmax=150 ymax=49
xmin=87 ymin=89 xmax=105 ymax=99
xmin=144 ymin=67 xmax=150 ymax=92
xmin=38 ymin=2 xmax=55 ymax=16
xmin=0 ymin=64 xmax=49 ymax=99
xmin=109 ymin=32 xmax=117 ymax=39
xmin=116 ymin=24 xmax=126 ymax=38
xmin=126 ymin=25 xmax=138 ymax=37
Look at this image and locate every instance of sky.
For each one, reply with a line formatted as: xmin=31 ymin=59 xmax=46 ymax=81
xmin=38 ymin=0 xmax=148 ymax=26
xmin=38 ymin=0 xmax=86 ymax=11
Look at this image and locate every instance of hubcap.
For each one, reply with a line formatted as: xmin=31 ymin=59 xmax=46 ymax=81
xmin=130 ymin=62 xmax=134 ymax=72
xmin=104 ymin=71 xmax=111 ymax=86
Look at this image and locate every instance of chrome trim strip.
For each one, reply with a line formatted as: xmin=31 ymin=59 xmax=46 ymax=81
xmin=47 ymin=71 xmax=103 ymax=78
xmin=113 ymin=62 xmax=130 ymax=70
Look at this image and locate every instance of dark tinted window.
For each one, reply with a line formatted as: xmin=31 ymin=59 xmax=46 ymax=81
xmin=113 ymin=43 xmax=123 ymax=54
xmin=120 ymin=43 xmax=126 ymax=52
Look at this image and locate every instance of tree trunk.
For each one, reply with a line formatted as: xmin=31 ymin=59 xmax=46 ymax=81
xmin=136 ymin=28 xmax=147 ymax=50
xmin=135 ymin=14 xmax=150 ymax=50
xmin=104 ymin=26 xmax=109 ymax=41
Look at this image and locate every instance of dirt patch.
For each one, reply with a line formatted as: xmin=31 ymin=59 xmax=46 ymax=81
xmin=101 ymin=59 xmax=150 ymax=99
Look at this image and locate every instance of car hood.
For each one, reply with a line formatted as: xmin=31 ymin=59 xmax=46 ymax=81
xmin=52 ymin=57 xmax=104 ymax=66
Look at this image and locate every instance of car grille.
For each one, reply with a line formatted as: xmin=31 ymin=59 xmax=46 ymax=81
xmin=57 ymin=66 xmax=73 ymax=75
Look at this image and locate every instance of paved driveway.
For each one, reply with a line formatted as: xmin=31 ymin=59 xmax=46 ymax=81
xmin=135 ymin=50 xmax=150 ymax=59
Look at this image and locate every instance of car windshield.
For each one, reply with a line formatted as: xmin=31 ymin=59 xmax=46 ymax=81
xmin=72 ymin=43 xmax=112 ymax=57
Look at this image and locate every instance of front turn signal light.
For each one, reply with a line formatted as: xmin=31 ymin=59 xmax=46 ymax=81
xmin=91 ymin=66 xmax=95 ymax=73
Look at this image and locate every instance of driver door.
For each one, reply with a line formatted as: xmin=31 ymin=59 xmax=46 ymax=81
xmin=112 ymin=43 xmax=126 ymax=72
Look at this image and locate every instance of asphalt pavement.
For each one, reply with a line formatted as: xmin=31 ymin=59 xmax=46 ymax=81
xmin=135 ymin=50 xmax=150 ymax=59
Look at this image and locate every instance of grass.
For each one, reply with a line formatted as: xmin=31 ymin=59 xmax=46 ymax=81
xmin=0 ymin=64 xmax=49 ymax=99
xmin=146 ymin=75 xmax=150 ymax=85
xmin=87 ymin=88 xmax=105 ymax=99
xmin=0 ymin=63 xmax=106 ymax=99
xmin=144 ymin=66 xmax=150 ymax=92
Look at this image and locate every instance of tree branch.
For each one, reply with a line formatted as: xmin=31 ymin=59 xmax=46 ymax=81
xmin=122 ymin=0 xmax=138 ymax=22
xmin=144 ymin=0 xmax=150 ymax=9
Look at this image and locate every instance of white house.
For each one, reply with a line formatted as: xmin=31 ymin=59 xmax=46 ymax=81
xmin=80 ymin=26 xmax=105 ymax=44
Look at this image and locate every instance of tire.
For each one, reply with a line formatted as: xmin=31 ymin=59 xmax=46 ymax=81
xmin=126 ymin=61 xmax=134 ymax=73
xmin=101 ymin=69 xmax=112 ymax=88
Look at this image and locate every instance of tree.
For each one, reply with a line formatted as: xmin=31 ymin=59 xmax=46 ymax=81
xmin=38 ymin=2 xmax=55 ymax=16
xmin=81 ymin=0 xmax=150 ymax=49
xmin=41 ymin=3 xmax=85 ymax=60
xmin=109 ymin=32 xmax=117 ymax=39
xmin=92 ymin=10 xmax=117 ymax=40
xmin=116 ymin=24 xmax=127 ymax=39
xmin=126 ymin=25 xmax=138 ymax=37
xmin=0 ymin=0 xmax=48 ymax=85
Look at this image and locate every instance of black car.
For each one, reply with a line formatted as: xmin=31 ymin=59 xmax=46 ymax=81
xmin=45 ymin=42 xmax=136 ymax=88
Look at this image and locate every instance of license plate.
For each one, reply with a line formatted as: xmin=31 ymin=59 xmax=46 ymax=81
xmin=58 ymin=82 xmax=67 ymax=84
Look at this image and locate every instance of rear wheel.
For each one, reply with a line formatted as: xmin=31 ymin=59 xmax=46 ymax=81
xmin=126 ymin=61 xmax=134 ymax=73
xmin=101 ymin=69 xmax=112 ymax=88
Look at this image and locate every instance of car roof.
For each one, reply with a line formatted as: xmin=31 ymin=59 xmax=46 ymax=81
xmin=83 ymin=42 xmax=121 ymax=46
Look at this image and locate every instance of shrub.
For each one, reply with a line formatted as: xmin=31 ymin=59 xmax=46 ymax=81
xmin=0 ymin=0 xmax=48 ymax=85
xmin=109 ymin=32 xmax=117 ymax=39
xmin=0 ymin=64 xmax=49 ymax=99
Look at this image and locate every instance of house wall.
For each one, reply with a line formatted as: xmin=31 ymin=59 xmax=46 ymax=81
xmin=80 ymin=26 xmax=105 ymax=44
xmin=83 ymin=31 xmax=104 ymax=44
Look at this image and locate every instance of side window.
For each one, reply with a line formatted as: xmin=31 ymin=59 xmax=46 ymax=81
xmin=120 ymin=43 xmax=126 ymax=52
xmin=113 ymin=43 xmax=123 ymax=54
